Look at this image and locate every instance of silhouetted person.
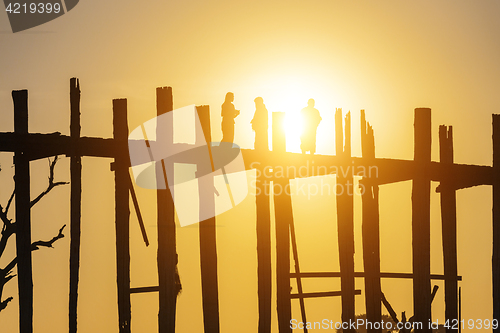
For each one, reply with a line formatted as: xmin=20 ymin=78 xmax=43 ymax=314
xmin=300 ymin=98 xmax=322 ymax=154
xmin=251 ymin=97 xmax=269 ymax=151
xmin=221 ymin=92 xmax=240 ymax=144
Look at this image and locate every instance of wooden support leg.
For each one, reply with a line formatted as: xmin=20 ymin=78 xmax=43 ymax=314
xmin=256 ymin=172 xmax=272 ymax=333
xmin=336 ymin=110 xmax=355 ymax=332
xmin=274 ymin=177 xmax=292 ymax=333
xmin=69 ymin=77 xmax=82 ymax=333
xmin=412 ymin=108 xmax=432 ymax=332
xmin=360 ymin=111 xmax=381 ymax=333
xmin=197 ymin=105 xmax=221 ymax=333
xmin=361 ymin=185 xmax=381 ymax=333
xmin=438 ymin=125 xmax=458 ymax=332
xmin=336 ymin=175 xmax=355 ymax=331
xmin=272 ymin=112 xmax=292 ymax=333
xmin=113 ymin=99 xmax=131 ymax=333
xmin=13 ymin=89 xmax=33 ymax=333
xmin=493 ymin=115 xmax=500 ymax=332
xmin=156 ymin=87 xmax=178 ymax=333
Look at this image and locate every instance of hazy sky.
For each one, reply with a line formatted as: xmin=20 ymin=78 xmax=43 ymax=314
xmin=1 ymin=1 xmax=500 ymax=332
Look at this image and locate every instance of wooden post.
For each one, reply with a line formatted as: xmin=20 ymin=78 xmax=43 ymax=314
xmin=69 ymin=78 xmax=82 ymax=333
xmin=156 ymin=87 xmax=178 ymax=333
xmin=412 ymin=108 xmax=432 ymax=332
xmin=360 ymin=110 xmax=381 ymax=333
xmin=13 ymin=89 xmax=33 ymax=333
xmin=289 ymin=218 xmax=308 ymax=332
xmin=335 ymin=108 xmax=343 ymax=156
xmin=197 ymin=105 xmax=221 ymax=333
xmin=113 ymin=99 xmax=131 ymax=333
xmin=493 ymin=115 xmax=500 ymax=332
xmin=253 ymin=102 xmax=272 ymax=333
xmin=272 ymin=112 xmax=292 ymax=333
xmin=439 ymin=125 xmax=458 ymax=332
xmin=335 ymin=109 xmax=355 ymax=332
xmin=256 ymin=163 xmax=271 ymax=332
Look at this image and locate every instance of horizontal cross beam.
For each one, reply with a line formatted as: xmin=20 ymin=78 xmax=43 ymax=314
xmin=0 ymin=132 xmax=491 ymax=190
xmin=289 ymin=272 xmax=462 ymax=281
xmin=291 ymin=290 xmax=362 ymax=299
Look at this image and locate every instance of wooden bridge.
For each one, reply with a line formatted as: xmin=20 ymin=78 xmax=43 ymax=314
xmin=1 ymin=78 xmax=499 ymax=333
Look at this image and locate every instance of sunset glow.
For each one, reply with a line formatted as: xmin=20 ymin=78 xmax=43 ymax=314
xmin=1 ymin=1 xmax=500 ymax=332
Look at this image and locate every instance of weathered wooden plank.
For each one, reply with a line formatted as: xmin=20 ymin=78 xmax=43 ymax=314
xmin=272 ymin=112 xmax=292 ymax=333
xmin=291 ymin=290 xmax=362 ymax=299
xmin=256 ymin=169 xmax=271 ymax=333
xmin=69 ymin=78 xmax=82 ymax=333
xmin=197 ymin=105 xmax=221 ymax=333
xmin=412 ymin=108 xmax=432 ymax=333
xmin=252 ymin=103 xmax=272 ymax=333
xmin=289 ymin=218 xmax=308 ymax=332
xmin=289 ymin=272 xmax=462 ymax=280
xmin=0 ymin=132 xmax=494 ymax=188
xmin=156 ymin=87 xmax=178 ymax=333
xmin=239 ymin=149 xmax=493 ymax=188
xmin=493 ymin=114 xmax=500 ymax=333
xmin=439 ymin=125 xmax=459 ymax=333
xmin=130 ymin=286 xmax=160 ymax=294
xmin=13 ymin=89 xmax=33 ymax=333
xmin=361 ymin=110 xmax=381 ymax=333
xmin=113 ymin=98 xmax=131 ymax=333
xmin=336 ymin=110 xmax=355 ymax=333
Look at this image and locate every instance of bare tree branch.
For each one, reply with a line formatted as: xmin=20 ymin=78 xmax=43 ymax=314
xmin=31 ymin=224 xmax=66 ymax=250
xmin=0 ymin=204 xmax=12 ymax=227
xmin=0 ymin=297 xmax=13 ymax=312
xmin=0 ymin=222 xmax=15 ymax=259
xmin=0 ymin=225 xmax=66 ymax=313
xmin=30 ymin=156 xmax=68 ymax=208
xmin=0 ymin=155 xmax=68 ymax=313
xmin=3 ymin=224 xmax=66 ymax=274
xmin=4 ymin=189 xmax=15 ymax=217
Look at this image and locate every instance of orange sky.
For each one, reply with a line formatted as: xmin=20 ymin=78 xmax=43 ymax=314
xmin=1 ymin=0 xmax=500 ymax=332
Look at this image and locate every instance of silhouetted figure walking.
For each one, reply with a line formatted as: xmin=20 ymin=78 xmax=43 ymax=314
xmin=251 ymin=97 xmax=269 ymax=151
xmin=300 ymin=98 xmax=322 ymax=154
xmin=221 ymin=92 xmax=240 ymax=144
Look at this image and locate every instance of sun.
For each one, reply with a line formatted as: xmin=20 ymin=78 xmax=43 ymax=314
xmin=284 ymin=110 xmax=304 ymax=153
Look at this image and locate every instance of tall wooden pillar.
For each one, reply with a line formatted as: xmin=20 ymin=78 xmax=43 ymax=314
xmin=438 ymin=125 xmax=458 ymax=332
xmin=113 ymin=99 xmax=131 ymax=333
xmin=13 ymin=89 xmax=33 ymax=333
xmin=254 ymin=104 xmax=271 ymax=333
xmin=69 ymin=77 xmax=82 ymax=333
xmin=335 ymin=109 xmax=355 ymax=332
xmin=197 ymin=105 xmax=221 ymax=333
xmin=493 ymin=115 xmax=500 ymax=332
xmin=360 ymin=110 xmax=381 ymax=333
xmin=256 ymin=172 xmax=272 ymax=333
xmin=156 ymin=87 xmax=178 ymax=333
xmin=272 ymin=112 xmax=292 ymax=333
xmin=254 ymin=107 xmax=271 ymax=333
xmin=412 ymin=108 xmax=432 ymax=332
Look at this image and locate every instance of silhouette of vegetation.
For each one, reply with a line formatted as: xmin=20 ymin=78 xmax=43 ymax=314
xmin=0 ymin=155 xmax=67 ymax=312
